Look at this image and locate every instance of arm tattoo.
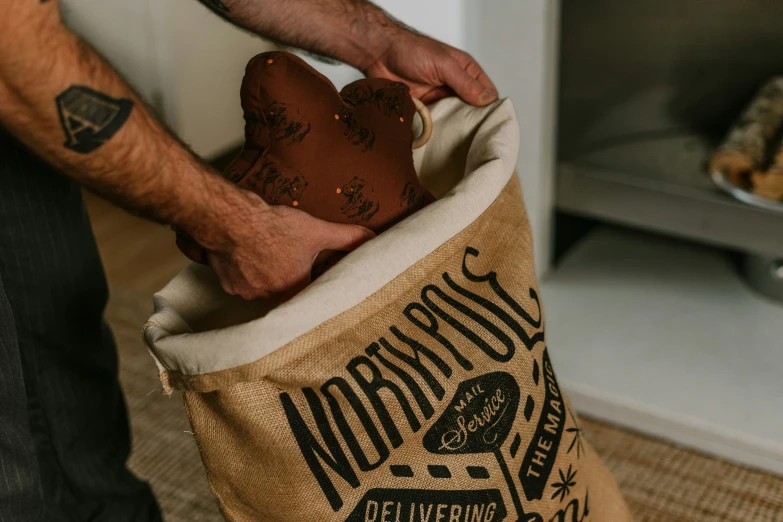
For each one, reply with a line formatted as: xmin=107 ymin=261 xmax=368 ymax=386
xmin=55 ymin=86 xmax=134 ymax=154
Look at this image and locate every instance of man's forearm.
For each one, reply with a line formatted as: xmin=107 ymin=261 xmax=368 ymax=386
xmin=201 ymin=0 xmax=400 ymax=71
xmin=0 ymin=0 xmax=254 ymax=252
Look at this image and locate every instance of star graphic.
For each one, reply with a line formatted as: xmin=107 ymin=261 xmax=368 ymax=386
xmin=566 ymin=426 xmax=584 ymax=458
xmin=550 ymin=464 xmax=578 ymax=503
xmin=566 ymin=408 xmax=584 ymax=458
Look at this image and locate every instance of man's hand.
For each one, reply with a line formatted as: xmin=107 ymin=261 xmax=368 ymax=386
xmin=203 ymin=192 xmax=374 ymax=301
xmin=364 ymin=32 xmax=498 ymax=107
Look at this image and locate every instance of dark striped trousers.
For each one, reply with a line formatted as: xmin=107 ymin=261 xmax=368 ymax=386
xmin=0 ymin=130 xmax=163 ymax=522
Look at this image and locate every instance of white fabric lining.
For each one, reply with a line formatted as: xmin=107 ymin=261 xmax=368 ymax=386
xmin=143 ymin=98 xmax=520 ymax=376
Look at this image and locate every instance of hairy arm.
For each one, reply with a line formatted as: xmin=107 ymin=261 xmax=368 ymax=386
xmin=0 ymin=0 xmax=370 ymax=300
xmin=199 ymin=0 xmax=391 ymax=70
xmin=0 ymin=0 xmax=249 ymax=250
xmin=199 ymin=0 xmax=498 ymax=105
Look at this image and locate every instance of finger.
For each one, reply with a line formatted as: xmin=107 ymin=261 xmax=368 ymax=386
xmin=441 ymin=54 xmax=498 ymax=106
xmin=316 ymin=222 xmax=375 ymax=253
xmin=452 ymin=50 xmax=498 ymax=98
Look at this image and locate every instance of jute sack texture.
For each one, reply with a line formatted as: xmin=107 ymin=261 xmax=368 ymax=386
xmin=143 ymin=98 xmax=632 ymax=522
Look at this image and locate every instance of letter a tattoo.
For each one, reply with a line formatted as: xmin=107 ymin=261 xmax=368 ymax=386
xmin=55 ymin=85 xmax=134 ymax=154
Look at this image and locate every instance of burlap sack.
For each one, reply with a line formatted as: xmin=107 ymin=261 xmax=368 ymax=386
xmin=143 ymin=98 xmax=632 ymax=522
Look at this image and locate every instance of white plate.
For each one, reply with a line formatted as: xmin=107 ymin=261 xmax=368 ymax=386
xmin=710 ymin=169 xmax=783 ymax=214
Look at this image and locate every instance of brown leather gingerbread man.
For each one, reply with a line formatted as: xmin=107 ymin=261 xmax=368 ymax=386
xmin=178 ymin=51 xmax=434 ymax=270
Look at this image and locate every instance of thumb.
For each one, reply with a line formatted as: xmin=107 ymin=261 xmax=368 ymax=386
xmin=440 ymin=58 xmax=497 ymax=107
xmin=317 ymin=223 xmax=376 ymax=253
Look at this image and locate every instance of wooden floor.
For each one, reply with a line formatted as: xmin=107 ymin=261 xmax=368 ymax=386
xmin=84 ymin=191 xmax=783 ymax=522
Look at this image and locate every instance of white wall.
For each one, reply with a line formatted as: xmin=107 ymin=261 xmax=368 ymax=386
xmin=61 ymin=0 xmax=159 ymax=101
xmin=148 ymin=0 xmax=276 ymax=157
xmin=381 ymin=0 xmax=467 ymax=47
xmin=467 ymin=1 xmax=560 ymax=275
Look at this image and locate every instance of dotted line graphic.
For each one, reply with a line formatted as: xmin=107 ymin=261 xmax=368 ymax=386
xmin=390 ymin=465 xmax=413 ymax=478
xmin=428 ymin=465 xmax=451 ymax=478
xmin=509 ymin=433 xmax=522 ymax=458
xmin=466 ymin=466 xmax=490 ymax=479
xmin=388 ymin=464 xmax=492 ymax=480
